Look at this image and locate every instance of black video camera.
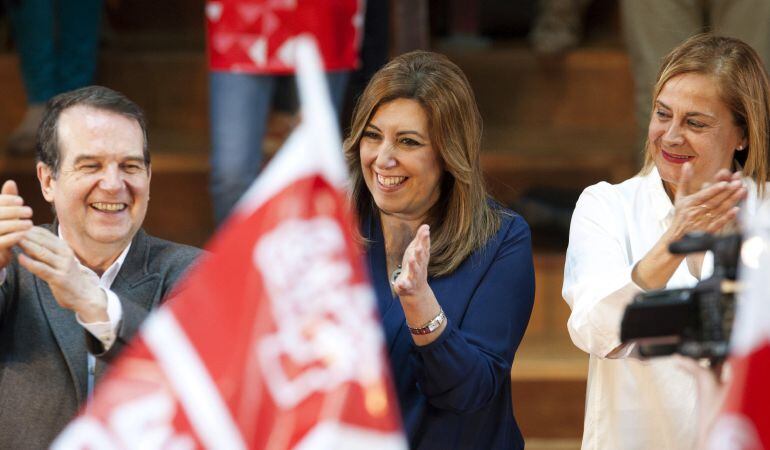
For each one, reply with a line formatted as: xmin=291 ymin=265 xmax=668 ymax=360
xmin=619 ymin=232 xmax=742 ymax=366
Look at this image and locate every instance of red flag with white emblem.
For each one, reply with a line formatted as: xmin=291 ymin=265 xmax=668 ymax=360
xmin=206 ymin=0 xmax=363 ymax=74
xmin=52 ymin=38 xmax=406 ymax=450
xmin=706 ymin=206 xmax=770 ymax=450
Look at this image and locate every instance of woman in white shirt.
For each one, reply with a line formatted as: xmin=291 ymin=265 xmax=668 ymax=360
xmin=563 ymin=33 xmax=770 ymax=450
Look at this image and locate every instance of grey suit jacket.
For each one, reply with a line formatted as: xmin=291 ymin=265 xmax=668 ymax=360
xmin=0 ymin=227 xmax=200 ymax=449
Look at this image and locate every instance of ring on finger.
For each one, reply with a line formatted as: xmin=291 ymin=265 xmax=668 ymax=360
xmin=698 ymin=204 xmax=714 ymax=219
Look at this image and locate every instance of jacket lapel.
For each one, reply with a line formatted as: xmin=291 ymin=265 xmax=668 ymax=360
xmin=32 ymin=222 xmax=87 ymax=402
xmin=110 ymin=229 xmax=160 ymax=295
xmin=36 ymin=276 xmax=88 ymax=404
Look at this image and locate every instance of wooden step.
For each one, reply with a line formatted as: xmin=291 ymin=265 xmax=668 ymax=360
xmin=482 ymin=126 xmax=636 ymax=206
xmin=514 ymin=252 xmax=587 ymax=382
xmin=105 ymin=0 xmax=204 ymax=36
xmin=98 ymin=51 xmax=209 ymax=135
xmin=526 ymin=438 xmax=581 ymax=450
xmin=0 ymin=51 xmax=209 ymax=136
xmin=0 ymin=42 xmax=637 ymax=144
xmin=511 ymin=252 xmax=586 ymax=439
xmin=0 ymin=54 xmax=26 ymax=135
xmin=513 ymin=379 xmax=585 ymax=439
xmin=447 ymin=43 xmax=637 ymax=203
xmin=447 ymin=44 xmax=634 ymax=129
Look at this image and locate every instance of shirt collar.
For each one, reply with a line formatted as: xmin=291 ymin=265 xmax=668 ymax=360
xmin=644 ymin=166 xmax=675 ymax=223
xmin=57 ymin=226 xmax=131 ymax=288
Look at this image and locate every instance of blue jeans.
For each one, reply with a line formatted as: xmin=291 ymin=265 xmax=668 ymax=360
xmin=208 ymin=71 xmax=350 ymax=225
xmin=7 ymin=0 xmax=103 ymax=103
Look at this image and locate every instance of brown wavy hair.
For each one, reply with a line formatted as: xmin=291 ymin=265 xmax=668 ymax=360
xmin=344 ymin=50 xmax=501 ymax=277
xmin=641 ymin=33 xmax=770 ymax=195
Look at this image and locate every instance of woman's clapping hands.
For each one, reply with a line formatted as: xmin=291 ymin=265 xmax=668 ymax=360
xmin=666 ymin=162 xmax=747 ymax=242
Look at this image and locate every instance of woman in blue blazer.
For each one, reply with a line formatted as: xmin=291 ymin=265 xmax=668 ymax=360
xmin=343 ymin=50 xmax=535 ymax=449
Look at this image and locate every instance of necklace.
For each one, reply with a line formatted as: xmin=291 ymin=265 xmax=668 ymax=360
xmin=390 ymin=264 xmax=402 ymax=285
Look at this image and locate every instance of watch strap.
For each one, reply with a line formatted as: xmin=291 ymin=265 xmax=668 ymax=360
xmin=408 ymin=308 xmax=446 ymax=335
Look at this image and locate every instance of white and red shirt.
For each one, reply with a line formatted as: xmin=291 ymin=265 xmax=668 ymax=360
xmin=206 ymin=0 xmax=364 ymax=74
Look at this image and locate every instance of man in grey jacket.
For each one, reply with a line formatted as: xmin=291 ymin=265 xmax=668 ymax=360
xmin=0 ymin=86 xmax=200 ymax=448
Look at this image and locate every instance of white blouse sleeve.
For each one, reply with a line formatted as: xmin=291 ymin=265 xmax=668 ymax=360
xmin=562 ymin=183 xmax=645 ymax=358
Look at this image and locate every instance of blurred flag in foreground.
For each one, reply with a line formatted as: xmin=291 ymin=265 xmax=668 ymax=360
xmin=707 ymin=203 xmax=770 ymax=450
xmin=53 ymin=38 xmax=406 ymax=450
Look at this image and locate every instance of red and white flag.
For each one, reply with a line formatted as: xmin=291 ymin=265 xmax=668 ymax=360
xmin=707 ymin=205 xmax=770 ymax=450
xmin=53 ymin=38 xmax=407 ymax=450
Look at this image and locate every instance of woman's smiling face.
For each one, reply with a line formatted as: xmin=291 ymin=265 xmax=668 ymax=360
xmin=648 ymin=72 xmax=746 ymax=196
xmin=360 ymin=98 xmax=443 ymax=222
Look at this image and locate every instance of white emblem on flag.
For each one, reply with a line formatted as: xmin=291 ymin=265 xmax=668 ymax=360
xmin=255 ymin=217 xmax=383 ymax=408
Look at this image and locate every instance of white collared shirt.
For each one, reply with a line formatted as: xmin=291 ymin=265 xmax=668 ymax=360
xmin=56 ymin=228 xmax=129 ymax=403
xmin=563 ymin=167 xmax=761 ymax=450
xmin=65 ymin=230 xmax=129 ymax=352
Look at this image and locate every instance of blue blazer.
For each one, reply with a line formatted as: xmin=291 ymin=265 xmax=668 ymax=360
xmin=363 ymin=207 xmax=535 ymax=449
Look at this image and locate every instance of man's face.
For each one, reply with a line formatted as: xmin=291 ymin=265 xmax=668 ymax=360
xmin=38 ymin=105 xmax=150 ymax=257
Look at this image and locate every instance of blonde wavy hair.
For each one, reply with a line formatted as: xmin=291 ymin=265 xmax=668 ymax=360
xmin=344 ymin=51 xmax=501 ymax=277
xmin=641 ymin=33 xmax=770 ymax=195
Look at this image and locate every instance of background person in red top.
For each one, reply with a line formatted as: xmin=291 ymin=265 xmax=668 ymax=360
xmin=205 ymin=0 xmax=364 ymax=225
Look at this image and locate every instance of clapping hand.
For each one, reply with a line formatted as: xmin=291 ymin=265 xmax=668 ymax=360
xmin=633 ymin=164 xmax=748 ymax=290
xmin=0 ymin=180 xmax=33 ymax=269
xmin=18 ymin=227 xmax=108 ymax=322
xmin=667 ymin=162 xmax=746 ymax=241
xmin=393 ymin=224 xmax=431 ymax=299
xmin=0 ymin=180 xmax=106 ymax=321
xmin=392 ymin=224 xmax=446 ymax=344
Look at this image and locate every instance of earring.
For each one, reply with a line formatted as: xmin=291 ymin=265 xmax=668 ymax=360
xmin=736 ymin=145 xmax=745 ymax=151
